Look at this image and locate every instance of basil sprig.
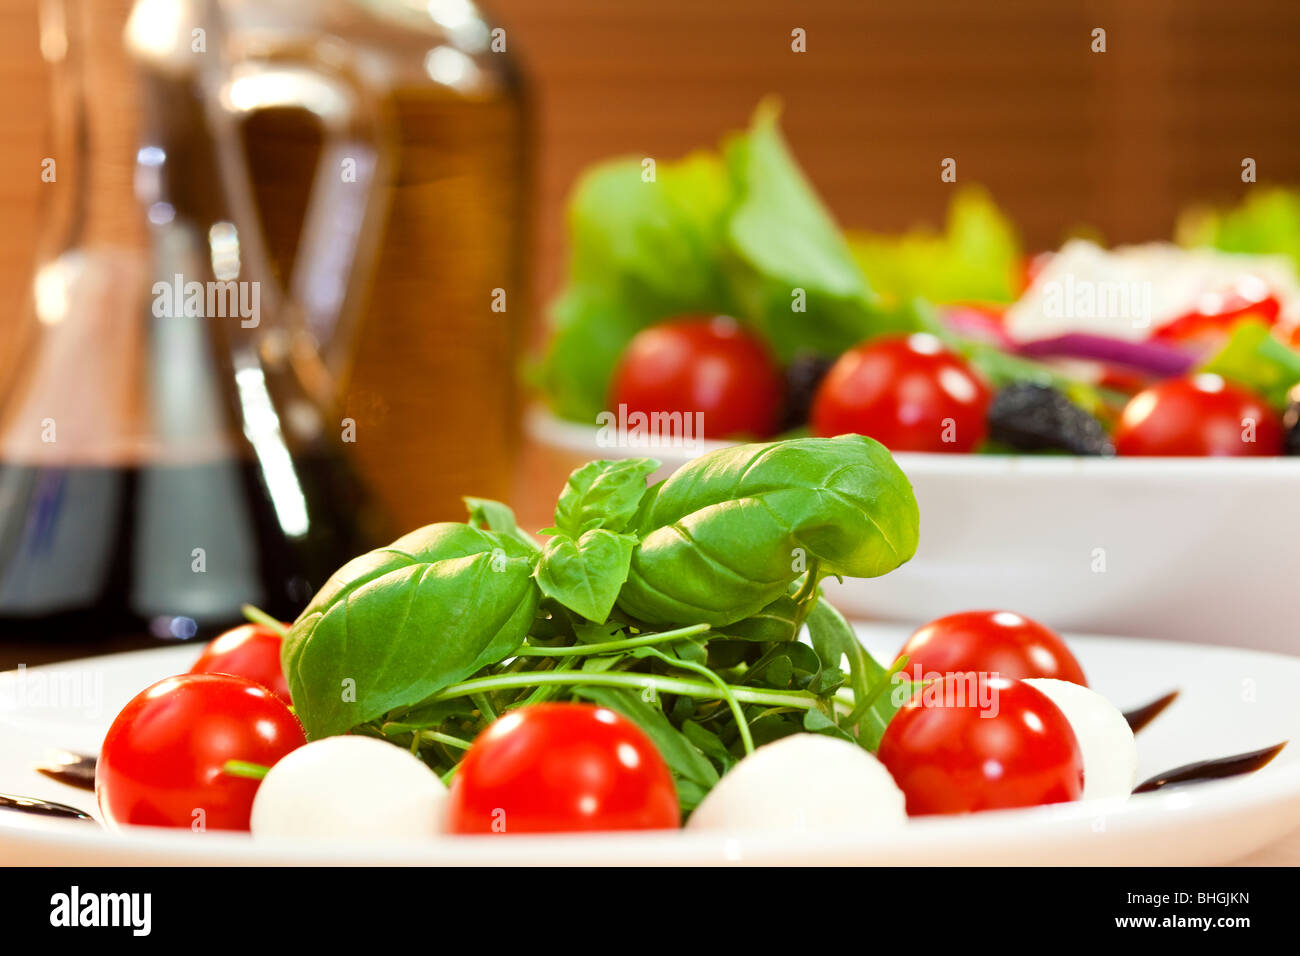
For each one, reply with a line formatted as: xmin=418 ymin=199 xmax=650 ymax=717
xmin=281 ymin=435 xmax=920 ymax=811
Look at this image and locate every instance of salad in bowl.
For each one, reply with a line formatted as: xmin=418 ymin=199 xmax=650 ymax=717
xmin=527 ymin=105 xmax=1300 ymax=648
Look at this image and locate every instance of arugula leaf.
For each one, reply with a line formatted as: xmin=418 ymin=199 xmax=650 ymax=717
xmin=1200 ymin=319 xmax=1300 ymax=409
xmin=535 ymin=528 xmax=637 ymax=623
xmin=552 ymin=458 xmax=660 ymax=537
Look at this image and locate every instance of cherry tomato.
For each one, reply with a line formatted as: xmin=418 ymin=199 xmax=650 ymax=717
xmin=610 ymin=317 xmax=783 ymax=441
xmin=897 ymin=609 xmax=1087 ymax=686
xmin=810 ymin=333 xmax=991 ymax=452
xmin=190 ymin=623 xmax=291 ymax=704
xmin=878 ymin=675 xmax=1083 ymax=815
xmin=97 ymin=673 xmax=305 ymax=831
xmin=1115 ymin=374 xmax=1283 ymax=456
xmin=446 ymin=703 xmax=679 ymax=834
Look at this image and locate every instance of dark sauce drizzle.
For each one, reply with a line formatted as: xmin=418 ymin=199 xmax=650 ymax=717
xmin=1123 ymin=690 xmax=1180 ymax=734
xmin=0 ymin=792 xmax=95 ymax=822
xmin=34 ymin=750 xmax=97 ymax=792
xmin=1134 ymin=742 xmax=1288 ymax=794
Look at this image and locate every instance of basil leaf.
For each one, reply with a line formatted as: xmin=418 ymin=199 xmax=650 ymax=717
xmin=535 ymin=528 xmax=637 ymax=623
xmin=716 ymin=593 xmax=799 ymax=642
xmin=618 ymin=434 xmax=919 ymax=626
xmin=283 ymin=523 xmax=539 ymax=738
xmin=464 ymin=496 xmax=540 ymax=552
xmin=553 ymin=458 xmax=661 ymax=536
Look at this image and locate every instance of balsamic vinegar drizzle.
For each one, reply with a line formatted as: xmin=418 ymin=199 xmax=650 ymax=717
xmin=1122 ymin=689 xmax=1180 ymax=734
xmin=0 ymin=792 xmax=95 ymax=822
xmin=1133 ymin=742 xmax=1288 ymax=794
xmin=34 ymin=750 xmax=97 ymax=792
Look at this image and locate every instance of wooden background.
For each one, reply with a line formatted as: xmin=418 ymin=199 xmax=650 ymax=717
xmin=2 ymin=0 xmax=1299 ymax=338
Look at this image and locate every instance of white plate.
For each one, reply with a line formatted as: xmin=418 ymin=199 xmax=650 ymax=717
xmin=1 ymin=626 xmax=1297 ymax=865
xmin=528 ymin=408 xmax=1300 ymax=653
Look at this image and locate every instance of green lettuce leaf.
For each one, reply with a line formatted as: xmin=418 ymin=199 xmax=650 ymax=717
xmin=847 ymin=186 xmax=1022 ymax=305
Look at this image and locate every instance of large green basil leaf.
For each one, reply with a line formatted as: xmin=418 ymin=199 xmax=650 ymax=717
xmin=535 ymin=528 xmax=637 ymax=623
xmin=616 ymin=435 xmax=919 ymax=626
xmin=283 ymin=523 xmax=539 ymax=738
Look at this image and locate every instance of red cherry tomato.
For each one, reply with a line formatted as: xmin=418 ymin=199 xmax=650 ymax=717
xmin=810 ymin=333 xmax=991 ymax=452
xmin=878 ymin=675 xmax=1084 ymax=815
xmin=446 ymin=703 xmax=679 ymax=834
xmin=897 ymin=609 xmax=1087 ymax=686
xmin=97 ymin=674 xmax=305 ymax=831
xmin=1115 ymin=374 xmax=1283 ymax=456
xmin=190 ymin=623 xmax=291 ymax=704
xmin=610 ymin=317 xmax=783 ymax=441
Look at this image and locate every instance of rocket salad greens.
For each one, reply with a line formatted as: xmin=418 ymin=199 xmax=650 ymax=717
xmin=281 ymin=434 xmax=919 ymax=809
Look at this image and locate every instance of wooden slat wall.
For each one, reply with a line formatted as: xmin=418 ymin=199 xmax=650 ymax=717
xmin=1 ymin=0 xmax=1299 ymax=343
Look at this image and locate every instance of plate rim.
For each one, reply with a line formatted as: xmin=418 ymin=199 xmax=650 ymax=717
xmin=2 ymin=631 xmax=1298 ymax=865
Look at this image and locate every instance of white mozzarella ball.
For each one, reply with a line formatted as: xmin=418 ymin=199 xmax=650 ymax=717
xmin=251 ymin=735 xmax=446 ymax=840
xmin=687 ymin=733 xmax=907 ymax=833
xmin=1024 ymin=678 xmax=1138 ymax=801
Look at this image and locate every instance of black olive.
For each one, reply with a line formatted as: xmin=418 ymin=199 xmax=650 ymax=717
xmin=1283 ymin=399 xmax=1300 ymax=456
xmin=780 ymin=352 xmax=835 ymax=431
xmin=987 ymin=382 xmax=1114 ymax=456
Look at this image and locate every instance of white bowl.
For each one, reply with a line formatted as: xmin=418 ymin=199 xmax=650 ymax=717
xmin=527 ymin=408 xmax=1300 ymax=653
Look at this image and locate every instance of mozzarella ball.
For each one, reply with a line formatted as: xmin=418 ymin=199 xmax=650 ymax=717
xmin=687 ymin=733 xmax=907 ymax=832
xmin=1024 ymin=678 xmax=1138 ymax=801
xmin=251 ymin=735 xmax=446 ymax=840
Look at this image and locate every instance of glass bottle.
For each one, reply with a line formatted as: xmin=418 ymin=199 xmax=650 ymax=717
xmin=0 ymin=0 xmax=397 ymax=648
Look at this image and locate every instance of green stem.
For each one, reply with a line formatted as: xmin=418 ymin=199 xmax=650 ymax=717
xmin=846 ymin=654 xmax=911 ymax=725
xmin=791 ymin=560 xmax=822 ymax=606
xmin=418 ymin=730 xmax=473 ymax=751
xmin=430 ymin=670 xmax=819 ymax=711
xmin=222 ymin=759 xmax=270 ymax=780
xmin=791 ymin=560 xmax=823 ymax=633
xmin=637 ymin=647 xmax=755 ymax=754
xmin=241 ymin=605 xmax=288 ymax=637
xmin=514 ymin=623 xmax=709 ymax=658
xmin=471 ymin=693 xmax=498 ymax=723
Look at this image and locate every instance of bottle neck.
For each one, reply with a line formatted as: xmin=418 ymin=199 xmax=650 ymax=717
xmin=45 ymin=0 xmax=148 ymax=254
